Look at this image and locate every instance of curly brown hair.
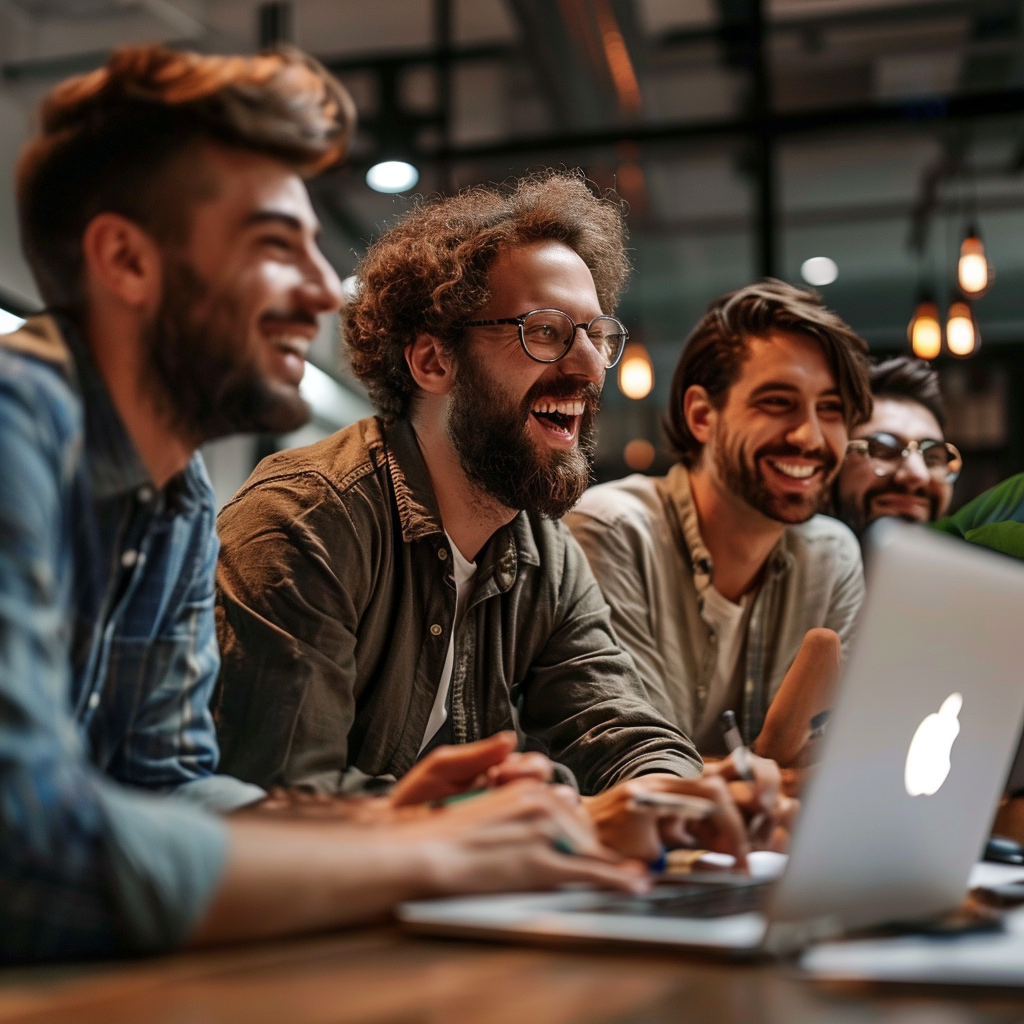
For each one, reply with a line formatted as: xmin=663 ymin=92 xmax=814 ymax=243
xmin=18 ymin=43 xmax=355 ymax=316
xmin=344 ymin=170 xmax=629 ymax=421
xmin=664 ymin=279 xmax=872 ymax=467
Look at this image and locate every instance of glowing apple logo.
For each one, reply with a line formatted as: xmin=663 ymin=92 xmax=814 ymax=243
xmin=904 ymin=693 xmax=963 ymax=797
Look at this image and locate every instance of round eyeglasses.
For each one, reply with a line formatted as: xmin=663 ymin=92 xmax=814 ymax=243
xmin=845 ymin=432 xmax=962 ymax=484
xmin=460 ymin=309 xmax=629 ymax=369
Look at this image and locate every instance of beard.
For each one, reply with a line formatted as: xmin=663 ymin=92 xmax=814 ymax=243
xmin=714 ymin=424 xmax=839 ymax=525
xmin=445 ymin=348 xmax=600 ymax=519
xmin=141 ymin=257 xmax=311 ymax=445
xmin=836 ymin=479 xmax=938 ymax=536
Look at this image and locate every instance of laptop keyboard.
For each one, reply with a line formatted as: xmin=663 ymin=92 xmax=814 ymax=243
xmin=589 ymin=880 xmax=773 ymax=920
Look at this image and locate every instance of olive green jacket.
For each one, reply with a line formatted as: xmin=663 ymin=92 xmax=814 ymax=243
xmin=213 ymin=417 xmax=702 ymax=794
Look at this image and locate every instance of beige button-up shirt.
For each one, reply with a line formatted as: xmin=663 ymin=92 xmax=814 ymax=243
xmin=565 ymin=464 xmax=865 ymax=753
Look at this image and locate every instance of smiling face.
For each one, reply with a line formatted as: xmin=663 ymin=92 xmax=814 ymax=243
xmin=698 ymin=331 xmax=848 ymax=524
xmin=835 ymin=397 xmax=953 ymax=533
xmin=446 ymin=240 xmax=607 ymax=518
xmin=143 ymin=143 xmax=343 ymax=442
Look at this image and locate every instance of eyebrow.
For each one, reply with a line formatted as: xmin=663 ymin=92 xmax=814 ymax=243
xmin=245 ymin=211 xmax=310 ymax=233
xmin=747 ymin=381 xmax=842 ymax=400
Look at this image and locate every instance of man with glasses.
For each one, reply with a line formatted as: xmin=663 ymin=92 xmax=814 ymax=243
xmin=214 ymin=172 xmax=782 ymax=861
xmin=834 ymin=357 xmax=960 ymax=536
xmin=566 ymin=282 xmax=871 ymax=770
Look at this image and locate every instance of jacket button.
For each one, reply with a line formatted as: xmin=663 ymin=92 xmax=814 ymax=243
xmin=430 ymin=623 xmax=443 ymax=636
xmin=438 ymin=548 xmax=448 ymax=560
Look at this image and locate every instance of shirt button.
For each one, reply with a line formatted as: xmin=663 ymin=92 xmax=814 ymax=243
xmin=88 ymin=692 xmax=100 ymax=710
xmin=438 ymin=549 xmax=448 ymax=561
xmin=121 ymin=549 xmax=138 ymax=568
xmin=430 ymin=623 xmax=443 ymax=636
xmin=137 ymin=486 xmax=154 ymax=504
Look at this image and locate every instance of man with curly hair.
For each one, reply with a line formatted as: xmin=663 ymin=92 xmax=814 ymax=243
xmin=2 ymin=47 xmax=657 ymax=965
xmin=215 ymin=172 xmax=784 ymax=860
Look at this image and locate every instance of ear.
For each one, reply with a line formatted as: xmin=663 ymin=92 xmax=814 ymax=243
xmin=81 ymin=212 xmax=163 ymax=313
xmin=405 ymin=333 xmax=456 ymax=396
xmin=684 ymin=384 xmax=715 ymax=446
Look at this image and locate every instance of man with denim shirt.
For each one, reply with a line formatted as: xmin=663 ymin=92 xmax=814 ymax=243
xmin=3 ymin=46 xmax=658 ymax=965
xmin=567 ymin=282 xmax=871 ymax=768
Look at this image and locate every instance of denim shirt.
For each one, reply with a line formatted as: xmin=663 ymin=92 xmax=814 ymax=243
xmin=0 ymin=315 xmax=259 ymax=964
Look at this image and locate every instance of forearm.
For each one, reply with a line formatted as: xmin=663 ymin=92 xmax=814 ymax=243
xmin=188 ymin=817 xmax=434 ymax=946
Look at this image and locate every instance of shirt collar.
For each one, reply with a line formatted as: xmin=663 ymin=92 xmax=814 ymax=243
xmin=1 ymin=313 xmax=153 ymax=501
xmin=381 ymin=417 xmax=539 ymax=586
xmin=665 ymin=462 xmax=792 ymax=592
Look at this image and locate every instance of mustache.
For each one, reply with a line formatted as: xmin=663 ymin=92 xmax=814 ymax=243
xmin=260 ymin=309 xmax=320 ymax=330
xmin=522 ymin=377 xmax=602 ymax=411
xmin=755 ymin=441 xmax=839 ymax=475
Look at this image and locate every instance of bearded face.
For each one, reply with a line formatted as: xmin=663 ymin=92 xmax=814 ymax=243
xmin=445 ymin=343 xmax=601 ymax=520
xmin=141 ymin=255 xmax=312 ymax=444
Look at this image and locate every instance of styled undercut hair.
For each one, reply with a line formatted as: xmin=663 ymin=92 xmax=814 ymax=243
xmin=344 ymin=170 xmax=630 ymax=421
xmin=17 ymin=44 xmax=355 ymax=317
xmin=663 ymin=279 xmax=872 ymax=467
xmin=869 ymin=355 xmax=946 ymax=431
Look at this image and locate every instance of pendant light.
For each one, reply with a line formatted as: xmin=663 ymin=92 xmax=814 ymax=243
xmin=907 ymin=296 xmax=941 ymax=360
xmin=957 ymin=226 xmax=990 ymax=297
xmin=946 ymin=300 xmax=978 ymax=357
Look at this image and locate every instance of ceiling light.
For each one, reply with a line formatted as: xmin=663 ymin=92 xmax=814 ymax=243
xmin=946 ymin=301 xmax=978 ymax=357
xmin=957 ymin=231 xmax=990 ymax=297
xmin=800 ymin=256 xmax=838 ymax=287
xmin=618 ymin=343 xmax=653 ymax=400
xmin=366 ymin=161 xmax=419 ymax=194
xmin=907 ymin=299 xmax=941 ymax=360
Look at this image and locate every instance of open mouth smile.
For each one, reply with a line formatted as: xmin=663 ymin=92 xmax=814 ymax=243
xmin=764 ymin=457 xmax=825 ymax=486
xmin=530 ymin=398 xmax=585 ymax=444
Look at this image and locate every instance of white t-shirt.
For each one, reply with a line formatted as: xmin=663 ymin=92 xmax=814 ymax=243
xmin=692 ymin=585 xmax=755 ymax=753
xmin=418 ymin=534 xmax=478 ymax=753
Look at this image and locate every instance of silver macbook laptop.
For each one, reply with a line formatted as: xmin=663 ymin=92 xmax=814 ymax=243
xmin=398 ymin=520 xmax=1024 ymax=954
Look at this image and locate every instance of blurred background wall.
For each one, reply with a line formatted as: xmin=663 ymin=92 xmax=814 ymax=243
xmin=0 ymin=0 xmax=1022 ymax=510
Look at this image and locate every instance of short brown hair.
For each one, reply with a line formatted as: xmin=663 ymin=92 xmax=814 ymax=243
xmin=664 ymin=279 xmax=872 ymax=467
xmin=18 ymin=44 xmax=355 ymax=315
xmin=344 ymin=170 xmax=629 ymax=421
xmin=870 ymin=356 xmax=946 ymax=431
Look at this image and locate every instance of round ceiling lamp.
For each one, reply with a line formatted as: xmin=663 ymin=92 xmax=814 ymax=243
xmin=366 ymin=160 xmax=420 ymax=194
xmin=800 ymin=256 xmax=838 ymax=287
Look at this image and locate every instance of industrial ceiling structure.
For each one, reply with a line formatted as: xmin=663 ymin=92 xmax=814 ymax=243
xmin=1 ymin=0 xmax=1023 ymax=500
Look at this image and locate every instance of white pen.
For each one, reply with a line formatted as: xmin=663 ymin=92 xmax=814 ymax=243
xmin=719 ymin=710 xmax=754 ymax=782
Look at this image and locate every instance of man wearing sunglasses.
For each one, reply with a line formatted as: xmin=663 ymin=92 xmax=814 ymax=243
xmin=834 ymin=357 xmax=960 ymax=536
xmin=213 ymin=172 xmax=783 ymax=863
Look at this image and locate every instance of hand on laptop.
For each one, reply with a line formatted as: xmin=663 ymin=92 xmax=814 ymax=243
xmin=391 ymin=731 xmax=554 ymax=807
xmin=399 ymin=778 xmax=651 ymax=896
xmin=704 ymin=753 xmax=798 ymax=851
xmin=580 ymin=775 xmax=750 ymax=867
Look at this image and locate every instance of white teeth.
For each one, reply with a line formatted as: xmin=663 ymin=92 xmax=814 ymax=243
xmin=531 ymin=399 xmax=584 ymax=416
xmin=272 ymin=337 xmax=309 ymax=356
xmin=770 ymin=461 xmax=816 ymax=479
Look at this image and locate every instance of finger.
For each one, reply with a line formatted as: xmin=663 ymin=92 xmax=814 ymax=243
xmin=391 ymin=732 xmax=518 ymax=806
xmin=683 ymin=776 xmax=750 ymax=868
xmin=485 ymin=751 xmax=555 ymax=787
xmin=528 ymin=849 xmax=653 ymax=894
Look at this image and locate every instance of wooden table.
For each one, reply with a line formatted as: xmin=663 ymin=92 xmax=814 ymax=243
xmin=3 ymin=926 xmax=1024 ymax=1024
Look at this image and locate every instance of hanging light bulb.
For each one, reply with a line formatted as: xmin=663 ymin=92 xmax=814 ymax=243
xmin=946 ymin=301 xmax=978 ymax=357
xmin=907 ymin=299 xmax=941 ymax=360
xmin=957 ymin=229 xmax=990 ymax=297
xmin=618 ymin=343 xmax=654 ymax=400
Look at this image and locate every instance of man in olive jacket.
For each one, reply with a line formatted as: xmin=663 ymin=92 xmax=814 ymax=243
xmin=214 ymin=174 xmax=778 ymax=858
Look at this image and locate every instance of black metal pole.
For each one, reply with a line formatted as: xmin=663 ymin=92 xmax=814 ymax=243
xmin=435 ymin=0 xmax=454 ymax=193
xmin=750 ymin=0 xmax=776 ymax=279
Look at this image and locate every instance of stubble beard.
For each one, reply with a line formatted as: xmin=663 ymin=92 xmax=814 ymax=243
xmin=713 ymin=421 xmax=838 ymax=525
xmin=141 ymin=257 xmax=311 ymax=446
xmin=445 ymin=347 xmax=600 ymax=520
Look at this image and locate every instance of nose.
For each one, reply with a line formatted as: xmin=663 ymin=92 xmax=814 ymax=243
xmin=894 ymin=446 xmax=931 ymax=487
xmin=299 ymin=241 xmax=344 ymax=316
xmin=786 ymin=409 xmax=825 ymax=452
xmin=561 ymin=324 xmax=607 ymax=385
